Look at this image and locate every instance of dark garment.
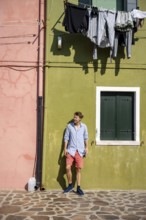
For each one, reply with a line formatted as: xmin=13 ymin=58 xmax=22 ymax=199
xmin=91 ymin=7 xmax=98 ymax=17
xmin=113 ymin=30 xmax=132 ymax=59
xmin=132 ymin=19 xmax=142 ymax=45
xmin=62 ymin=2 xmax=88 ymax=34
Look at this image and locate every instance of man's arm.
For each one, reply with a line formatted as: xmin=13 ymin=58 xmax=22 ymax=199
xmin=84 ymin=139 xmax=89 ymax=155
xmin=84 ymin=124 xmax=89 ymax=155
xmin=64 ymin=125 xmax=70 ymax=156
xmin=64 ymin=141 xmax=68 ymax=156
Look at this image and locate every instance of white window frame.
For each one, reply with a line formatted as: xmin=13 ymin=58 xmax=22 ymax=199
xmin=96 ymin=86 xmax=140 ymax=146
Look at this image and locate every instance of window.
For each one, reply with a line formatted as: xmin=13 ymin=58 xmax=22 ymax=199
xmin=79 ymin=0 xmax=138 ymax=11
xmin=92 ymin=0 xmax=117 ymax=10
xmin=124 ymin=0 xmax=138 ymax=11
xmin=79 ymin=0 xmax=92 ymax=6
xmin=96 ymin=87 xmax=140 ymax=146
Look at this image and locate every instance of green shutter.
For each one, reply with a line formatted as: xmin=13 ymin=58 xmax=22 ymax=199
xmin=101 ymin=92 xmax=116 ymax=140
xmin=92 ymin=0 xmax=117 ymax=10
xmin=117 ymin=1 xmax=124 ymax=10
xmin=101 ymin=92 xmax=134 ymax=141
xmin=125 ymin=0 xmax=137 ymax=11
xmin=117 ymin=93 xmax=134 ymax=140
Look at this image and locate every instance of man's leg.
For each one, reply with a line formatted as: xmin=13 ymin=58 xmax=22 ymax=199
xmin=75 ymin=152 xmax=84 ymax=195
xmin=66 ymin=164 xmax=72 ymax=184
xmin=76 ymin=167 xmax=81 ymax=186
xmin=64 ymin=154 xmax=74 ymax=193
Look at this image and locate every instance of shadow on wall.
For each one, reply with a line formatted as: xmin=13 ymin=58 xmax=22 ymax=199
xmin=50 ymin=28 xmax=126 ymax=76
xmin=57 ymin=120 xmax=76 ymax=190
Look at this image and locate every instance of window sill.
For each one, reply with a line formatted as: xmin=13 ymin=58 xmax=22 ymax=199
xmin=96 ymin=141 xmax=140 ymax=146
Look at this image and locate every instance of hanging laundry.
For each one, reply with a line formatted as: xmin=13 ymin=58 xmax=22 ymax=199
xmin=113 ymin=11 xmax=134 ymax=59
xmin=97 ymin=9 xmax=116 ymax=48
xmin=115 ymin=11 xmax=134 ymax=32
xmin=62 ymin=2 xmax=146 ymax=61
xmin=86 ymin=8 xmax=116 ymax=60
xmin=62 ymin=2 xmax=88 ymax=34
xmin=131 ymin=9 xmax=146 ymax=19
xmin=132 ymin=18 xmax=143 ymax=45
xmin=86 ymin=7 xmax=98 ymax=59
xmin=130 ymin=9 xmax=145 ymax=45
xmin=113 ymin=30 xmax=132 ymax=59
xmin=86 ymin=7 xmax=98 ymax=45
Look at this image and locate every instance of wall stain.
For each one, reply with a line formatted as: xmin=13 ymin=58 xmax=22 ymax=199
xmin=23 ymin=154 xmax=34 ymax=161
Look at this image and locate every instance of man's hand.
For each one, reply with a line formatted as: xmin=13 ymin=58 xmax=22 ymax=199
xmin=64 ymin=148 xmax=68 ymax=157
xmin=85 ymin=147 xmax=89 ymax=155
xmin=84 ymin=140 xmax=88 ymax=156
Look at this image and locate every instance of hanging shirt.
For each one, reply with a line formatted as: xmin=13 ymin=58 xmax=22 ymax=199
xmin=87 ymin=8 xmax=116 ymax=48
xmin=131 ymin=9 xmax=146 ymax=19
xmin=114 ymin=11 xmax=134 ymax=59
xmin=97 ymin=9 xmax=116 ymax=48
xmin=87 ymin=8 xmax=116 ymax=60
xmin=115 ymin=11 xmax=134 ymax=32
xmin=87 ymin=7 xmax=98 ymax=45
xmin=62 ymin=2 xmax=88 ymax=34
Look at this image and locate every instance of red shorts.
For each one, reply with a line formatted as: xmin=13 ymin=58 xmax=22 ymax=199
xmin=66 ymin=151 xmax=84 ymax=169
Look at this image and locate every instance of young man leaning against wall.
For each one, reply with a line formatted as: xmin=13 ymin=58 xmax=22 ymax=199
xmin=64 ymin=111 xmax=89 ymax=196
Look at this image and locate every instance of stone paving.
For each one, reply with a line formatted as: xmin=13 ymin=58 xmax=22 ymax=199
xmin=0 ymin=190 xmax=146 ymax=220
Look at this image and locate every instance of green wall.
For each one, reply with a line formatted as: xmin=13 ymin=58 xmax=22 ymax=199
xmin=42 ymin=0 xmax=146 ymax=190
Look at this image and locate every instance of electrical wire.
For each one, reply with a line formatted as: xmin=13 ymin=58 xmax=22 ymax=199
xmin=0 ymin=20 xmax=43 ymax=27
xmin=0 ymin=24 xmax=39 ymax=27
xmin=0 ymin=60 xmax=42 ymax=63
xmin=0 ymin=65 xmax=43 ymax=72
xmin=0 ymin=42 xmax=31 ymax=45
xmin=0 ymin=19 xmax=40 ymax=24
xmin=0 ymin=34 xmax=36 ymax=39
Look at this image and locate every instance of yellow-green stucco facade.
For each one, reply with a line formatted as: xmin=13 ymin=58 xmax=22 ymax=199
xmin=42 ymin=0 xmax=146 ymax=190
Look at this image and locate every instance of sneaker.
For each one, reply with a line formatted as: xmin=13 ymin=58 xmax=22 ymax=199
xmin=63 ymin=184 xmax=73 ymax=193
xmin=76 ymin=187 xmax=84 ymax=196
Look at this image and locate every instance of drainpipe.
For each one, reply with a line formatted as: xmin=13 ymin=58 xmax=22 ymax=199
xmin=34 ymin=0 xmax=45 ymax=190
xmin=35 ymin=96 xmax=43 ymax=189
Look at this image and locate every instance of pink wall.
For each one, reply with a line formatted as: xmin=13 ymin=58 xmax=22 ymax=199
xmin=0 ymin=0 xmax=44 ymax=189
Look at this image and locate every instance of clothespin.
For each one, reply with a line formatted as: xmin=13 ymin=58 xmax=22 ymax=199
xmin=63 ymin=0 xmax=68 ymax=10
xmin=64 ymin=0 xmax=68 ymax=4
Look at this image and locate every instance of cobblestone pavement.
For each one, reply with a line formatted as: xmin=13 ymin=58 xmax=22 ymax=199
xmin=0 ymin=190 xmax=146 ymax=220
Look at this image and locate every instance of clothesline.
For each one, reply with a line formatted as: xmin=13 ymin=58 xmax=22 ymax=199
xmin=63 ymin=0 xmax=140 ymax=12
xmin=63 ymin=0 xmax=126 ymax=11
xmin=64 ymin=0 xmax=92 ymax=8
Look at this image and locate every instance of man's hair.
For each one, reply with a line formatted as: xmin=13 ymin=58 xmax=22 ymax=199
xmin=74 ymin=111 xmax=84 ymax=119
